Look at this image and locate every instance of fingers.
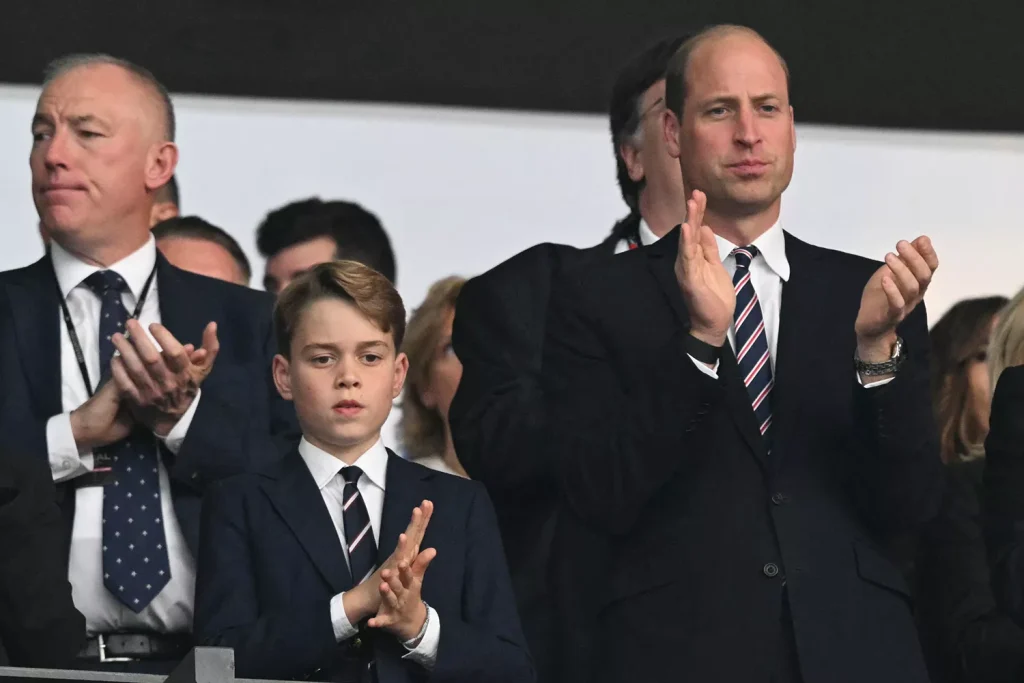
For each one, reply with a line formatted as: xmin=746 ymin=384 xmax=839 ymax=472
xmin=382 ymin=569 xmax=405 ymax=604
xmin=689 ymin=189 xmax=706 ymax=230
xmin=410 ymin=547 xmax=437 ymax=578
xmin=200 ymin=322 xmax=220 ymax=367
xmin=881 ymin=273 xmax=906 ymax=312
xmin=149 ymin=323 xmax=190 ymax=374
xmin=111 ymin=328 xmax=162 ymax=399
xmin=911 ymin=235 xmax=939 ymax=271
xmin=883 ymin=252 xmax=921 ymax=306
xmin=895 ymin=240 xmax=934 ymax=290
xmin=698 ymin=225 xmax=722 ymax=265
xmin=110 ymin=355 xmax=145 ymax=405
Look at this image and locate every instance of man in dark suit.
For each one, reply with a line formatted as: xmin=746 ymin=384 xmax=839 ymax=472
xmin=0 ymin=452 xmax=84 ymax=667
xmin=544 ymin=25 xmax=942 ymax=683
xmin=196 ymin=261 xmax=532 ymax=682
xmin=0 ymin=54 xmax=297 ymax=673
xmin=448 ymin=35 xmax=686 ymax=683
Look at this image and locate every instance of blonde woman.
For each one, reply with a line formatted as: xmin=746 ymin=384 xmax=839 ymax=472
xmin=399 ymin=276 xmax=468 ymax=477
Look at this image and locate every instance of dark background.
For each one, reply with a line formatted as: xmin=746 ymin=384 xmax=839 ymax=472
xmin=2 ymin=0 xmax=1021 ymax=132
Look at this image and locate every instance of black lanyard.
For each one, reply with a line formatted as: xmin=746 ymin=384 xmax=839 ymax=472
xmin=52 ymin=259 xmax=157 ymax=397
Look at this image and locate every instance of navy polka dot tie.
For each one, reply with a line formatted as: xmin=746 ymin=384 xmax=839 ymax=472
xmin=84 ymin=271 xmax=171 ymax=612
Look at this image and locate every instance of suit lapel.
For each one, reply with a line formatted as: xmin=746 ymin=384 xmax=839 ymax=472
xmin=377 ymin=451 xmax=432 ymax=565
xmin=646 ymin=231 xmax=768 ymax=464
xmin=771 ymin=233 xmax=825 ymax=467
xmin=261 ymin=452 xmax=353 ymax=593
xmin=156 ymin=254 xmax=218 ymax=348
xmin=6 ymin=258 xmax=63 ymax=417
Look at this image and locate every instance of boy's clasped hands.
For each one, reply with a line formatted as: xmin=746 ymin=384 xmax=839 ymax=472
xmin=342 ymin=500 xmax=437 ymax=642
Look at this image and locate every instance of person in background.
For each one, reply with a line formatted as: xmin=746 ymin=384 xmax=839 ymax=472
xmin=0 ymin=53 xmax=298 ymax=674
xmin=257 ymin=197 xmax=396 ymax=294
xmin=195 ymin=261 xmax=532 ymax=682
xmin=931 ymin=297 xmax=1010 ymax=464
xmin=448 ymin=35 xmax=686 ymax=683
xmin=151 ymin=175 xmax=180 ymax=226
xmin=982 ymin=289 xmax=1024 ymax=672
xmin=154 ymin=216 xmax=251 ymax=286
xmin=400 ymin=276 xmax=468 ymax=478
xmin=915 ymin=295 xmax=1022 ymax=683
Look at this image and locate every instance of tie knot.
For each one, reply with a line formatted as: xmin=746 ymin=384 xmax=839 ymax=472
xmin=731 ymin=246 xmax=760 ymax=270
xmin=341 ymin=466 xmax=364 ymax=485
xmin=84 ymin=270 xmax=127 ymax=294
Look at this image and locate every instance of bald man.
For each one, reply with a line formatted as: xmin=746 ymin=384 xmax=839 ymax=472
xmin=0 ymin=54 xmax=297 ymax=673
xmin=544 ymin=25 xmax=939 ymax=683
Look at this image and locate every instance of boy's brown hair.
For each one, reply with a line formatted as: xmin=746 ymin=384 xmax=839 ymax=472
xmin=274 ymin=260 xmax=406 ymax=358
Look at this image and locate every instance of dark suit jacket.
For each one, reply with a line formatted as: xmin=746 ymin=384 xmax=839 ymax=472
xmin=194 ymin=448 xmax=533 ymax=683
xmin=0 ymin=451 xmax=84 ymax=667
xmin=0 ymin=252 xmax=300 ymax=560
xmin=984 ymin=366 xmax=1024 ymax=630
xmin=449 ymin=235 xmax=618 ymax=683
xmin=544 ymin=228 xmax=941 ymax=683
xmin=917 ymin=458 xmax=1024 ymax=683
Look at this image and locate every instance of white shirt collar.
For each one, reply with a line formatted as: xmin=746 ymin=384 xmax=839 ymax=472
xmin=637 ymin=218 xmax=661 ymax=247
xmin=299 ymin=436 xmax=389 ymax=492
xmin=50 ymin=235 xmax=158 ymax=300
xmin=715 ymin=220 xmax=790 ymax=282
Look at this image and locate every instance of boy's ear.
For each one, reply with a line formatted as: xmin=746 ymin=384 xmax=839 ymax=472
xmin=392 ymin=352 xmax=409 ymax=400
xmin=272 ymin=354 xmax=294 ymax=401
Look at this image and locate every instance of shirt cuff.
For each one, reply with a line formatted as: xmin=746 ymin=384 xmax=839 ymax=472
xmin=46 ymin=412 xmax=94 ymax=482
xmin=857 ymin=373 xmax=894 ymax=389
xmin=401 ymin=605 xmax=440 ymax=670
xmin=156 ymin=389 xmax=202 ymax=455
xmin=689 ymin=355 xmax=720 ymax=379
xmin=330 ymin=592 xmax=359 ymax=642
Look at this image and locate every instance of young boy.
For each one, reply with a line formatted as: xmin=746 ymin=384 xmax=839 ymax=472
xmin=194 ymin=261 xmax=533 ymax=682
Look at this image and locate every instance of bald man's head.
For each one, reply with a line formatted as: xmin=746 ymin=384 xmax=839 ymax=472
xmin=31 ymin=54 xmax=178 ymax=259
xmin=665 ymin=25 xmax=790 ymax=119
xmin=43 ymin=54 xmax=175 ymax=143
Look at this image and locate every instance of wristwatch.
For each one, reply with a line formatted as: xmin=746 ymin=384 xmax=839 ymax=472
xmin=854 ymin=336 xmax=905 ymax=376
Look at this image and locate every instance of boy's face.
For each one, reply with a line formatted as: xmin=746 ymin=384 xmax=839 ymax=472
xmin=273 ymin=297 xmax=408 ymax=458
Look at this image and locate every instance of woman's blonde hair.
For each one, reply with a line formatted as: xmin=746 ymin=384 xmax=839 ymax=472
xmin=399 ymin=276 xmax=466 ymax=460
xmin=990 ymin=286 xmax=1024 ymax=392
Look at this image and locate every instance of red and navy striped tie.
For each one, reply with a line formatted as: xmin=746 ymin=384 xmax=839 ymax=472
xmin=340 ymin=466 xmax=378 ymax=587
xmin=731 ymin=246 xmax=773 ymax=445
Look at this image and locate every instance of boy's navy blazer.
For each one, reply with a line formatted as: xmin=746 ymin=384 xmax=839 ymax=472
xmin=195 ymin=447 xmax=534 ymax=683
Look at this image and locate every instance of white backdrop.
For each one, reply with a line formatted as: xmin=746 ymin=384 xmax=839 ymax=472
xmin=3 ymin=83 xmax=1024 ymax=446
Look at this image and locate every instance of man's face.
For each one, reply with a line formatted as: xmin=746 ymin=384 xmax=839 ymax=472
xmin=621 ymin=79 xmax=686 ymax=206
xmin=668 ymin=32 xmax=795 ymax=218
xmin=30 ymin=64 xmax=176 ymax=248
xmin=157 ymin=236 xmax=248 ymax=286
xmin=263 ymin=236 xmax=337 ymax=295
xmin=273 ymin=297 xmax=407 ymax=458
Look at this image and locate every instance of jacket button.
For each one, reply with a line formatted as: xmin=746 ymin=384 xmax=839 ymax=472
xmin=763 ymin=562 xmax=780 ymax=578
xmin=353 ymin=636 xmax=362 ymax=649
xmin=771 ymin=492 xmax=789 ymax=505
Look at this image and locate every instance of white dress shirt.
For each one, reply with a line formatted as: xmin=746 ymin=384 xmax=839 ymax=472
xmin=45 ymin=236 xmax=200 ymax=635
xmin=299 ymin=437 xmax=440 ymax=669
xmin=613 ymin=217 xmax=662 ymax=254
xmin=688 ymin=222 xmax=891 ymax=388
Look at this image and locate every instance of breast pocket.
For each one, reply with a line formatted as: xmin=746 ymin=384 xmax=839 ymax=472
xmin=853 ymin=538 xmax=911 ymax=601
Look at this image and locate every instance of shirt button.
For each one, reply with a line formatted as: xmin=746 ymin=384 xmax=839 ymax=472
xmin=771 ymin=492 xmax=789 ymax=505
xmin=763 ymin=562 xmax=780 ymax=578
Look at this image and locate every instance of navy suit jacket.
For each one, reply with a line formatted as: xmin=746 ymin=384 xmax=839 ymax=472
xmin=194 ymin=448 xmax=534 ymax=683
xmin=0 ymin=252 xmax=300 ymax=558
xmin=544 ymin=229 xmax=941 ymax=683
